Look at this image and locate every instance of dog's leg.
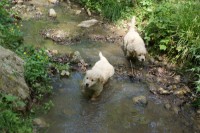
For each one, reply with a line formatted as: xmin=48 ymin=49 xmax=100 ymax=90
xmin=91 ymin=85 xmax=103 ymax=101
xmin=81 ymin=87 xmax=85 ymax=93
xmin=126 ymin=50 xmax=131 ymax=57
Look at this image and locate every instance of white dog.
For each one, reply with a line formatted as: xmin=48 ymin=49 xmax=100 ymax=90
xmin=82 ymin=52 xmax=114 ymax=100
xmin=122 ymin=16 xmax=147 ymax=62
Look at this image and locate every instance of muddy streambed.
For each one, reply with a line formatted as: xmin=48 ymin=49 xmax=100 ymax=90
xmin=19 ymin=1 xmax=199 ymax=133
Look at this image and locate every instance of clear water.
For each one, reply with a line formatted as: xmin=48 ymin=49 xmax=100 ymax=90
xmin=21 ymin=1 xmax=198 ymax=133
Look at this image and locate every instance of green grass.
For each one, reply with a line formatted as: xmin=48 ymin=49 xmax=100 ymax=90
xmin=0 ymin=0 xmax=23 ymax=50
xmin=0 ymin=94 xmax=32 ymax=133
xmin=78 ymin=0 xmax=133 ymax=22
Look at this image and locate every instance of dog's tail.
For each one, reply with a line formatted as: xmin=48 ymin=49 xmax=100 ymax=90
xmin=128 ymin=16 xmax=136 ymax=29
xmin=99 ymin=52 xmax=107 ymax=61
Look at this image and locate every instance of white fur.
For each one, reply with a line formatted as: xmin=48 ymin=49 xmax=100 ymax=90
xmin=82 ymin=52 xmax=114 ymax=100
xmin=123 ymin=16 xmax=147 ymax=62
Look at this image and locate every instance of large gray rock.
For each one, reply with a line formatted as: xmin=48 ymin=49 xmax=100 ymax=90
xmin=132 ymin=95 xmax=148 ymax=106
xmin=0 ymin=46 xmax=30 ymax=99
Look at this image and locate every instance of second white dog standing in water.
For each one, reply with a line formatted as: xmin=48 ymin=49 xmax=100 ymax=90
xmin=82 ymin=52 xmax=114 ymax=101
xmin=123 ymin=16 xmax=147 ymax=62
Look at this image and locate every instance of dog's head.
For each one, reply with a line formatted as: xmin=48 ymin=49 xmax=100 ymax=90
xmin=137 ymin=54 xmax=146 ymax=62
xmin=83 ymin=70 xmax=103 ymax=88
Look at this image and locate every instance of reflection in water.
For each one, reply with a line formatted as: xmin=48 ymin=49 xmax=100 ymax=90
xmin=21 ymin=1 xmax=197 ymax=133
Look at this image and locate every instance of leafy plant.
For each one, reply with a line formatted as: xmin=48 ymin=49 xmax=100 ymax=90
xmin=0 ymin=94 xmax=32 ymax=133
xmin=43 ymin=100 xmax=54 ymax=114
xmin=141 ymin=0 xmax=200 ymax=92
xmin=52 ymin=62 xmax=70 ymax=73
xmin=144 ymin=0 xmax=200 ymax=62
xmin=22 ymin=47 xmax=53 ymax=100
xmin=78 ymin=0 xmax=133 ymax=22
xmin=0 ymin=0 xmax=23 ymax=50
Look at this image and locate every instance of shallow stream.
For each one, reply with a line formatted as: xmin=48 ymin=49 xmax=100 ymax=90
xmin=21 ymin=1 xmax=198 ymax=133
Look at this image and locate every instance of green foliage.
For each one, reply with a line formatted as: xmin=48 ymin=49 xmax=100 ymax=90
xmin=79 ymin=0 xmax=133 ymax=21
xmin=43 ymin=100 xmax=54 ymax=114
xmin=144 ymin=1 xmax=200 ymax=63
xmin=139 ymin=0 xmax=200 ymax=93
xmin=0 ymin=94 xmax=32 ymax=133
xmin=0 ymin=0 xmax=23 ymax=50
xmin=192 ymin=98 xmax=200 ymax=108
xmin=16 ymin=46 xmax=71 ymax=100
xmin=19 ymin=46 xmax=53 ymax=100
xmin=52 ymin=62 xmax=70 ymax=72
xmin=16 ymin=46 xmax=53 ymax=100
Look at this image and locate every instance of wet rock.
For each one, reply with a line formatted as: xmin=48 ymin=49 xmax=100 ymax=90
xmin=75 ymin=10 xmax=82 ymax=15
xmin=48 ymin=0 xmax=59 ymax=4
xmin=157 ymin=87 xmax=172 ymax=95
xmin=41 ymin=29 xmax=68 ymax=42
xmin=12 ymin=4 xmax=44 ymax=20
xmin=155 ymin=60 xmax=161 ymax=65
xmin=0 ymin=46 xmax=30 ymax=99
xmin=173 ymin=106 xmax=180 ymax=114
xmin=51 ymin=54 xmax=70 ymax=63
xmin=49 ymin=8 xmax=57 ymax=18
xmin=132 ymin=95 xmax=148 ymax=106
xmin=26 ymin=5 xmax=36 ymax=12
xmin=170 ymin=85 xmax=177 ymax=90
xmin=45 ymin=49 xmax=58 ymax=57
xmin=35 ymin=10 xmax=44 ymax=19
xmin=66 ymin=0 xmax=71 ymax=5
xmin=149 ymin=83 xmax=172 ymax=95
xmin=163 ymin=60 xmax=168 ymax=66
xmin=87 ymin=34 xmax=123 ymax=43
xmin=174 ymin=99 xmax=186 ymax=107
xmin=164 ymin=103 xmax=171 ymax=110
xmin=149 ymin=57 xmax=155 ymax=64
xmin=61 ymin=70 xmax=70 ymax=76
xmin=33 ymin=118 xmax=49 ymax=128
xmin=17 ymin=0 xmax=24 ymax=4
xmin=157 ymin=56 xmax=163 ymax=61
xmin=148 ymin=83 xmax=158 ymax=94
xmin=77 ymin=59 xmax=88 ymax=72
xmin=174 ymin=75 xmax=181 ymax=83
xmin=157 ymin=67 xmax=164 ymax=75
xmin=71 ymin=51 xmax=83 ymax=63
xmin=173 ymin=86 xmax=190 ymax=98
xmin=197 ymin=109 xmax=200 ymax=115
xmin=70 ymin=54 xmax=88 ymax=72
xmin=78 ymin=19 xmax=98 ymax=28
